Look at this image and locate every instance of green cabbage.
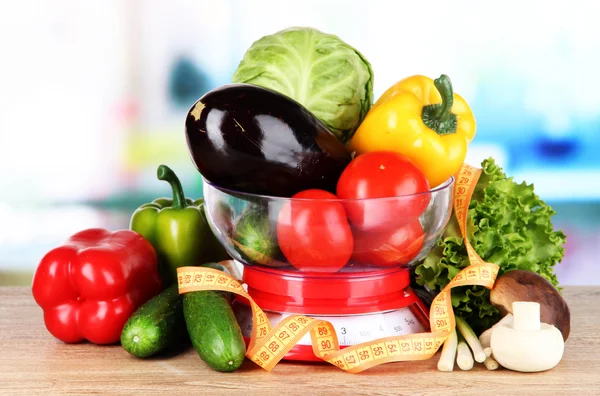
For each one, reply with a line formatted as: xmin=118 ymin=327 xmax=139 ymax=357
xmin=414 ymin=158 xmax=567 ymax=334
xmin=232 ymin=27 xmax=374 ymax=144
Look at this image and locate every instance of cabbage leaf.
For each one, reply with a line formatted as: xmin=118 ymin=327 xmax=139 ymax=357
xmin=232 ymin=27 xmax=373 ymax=144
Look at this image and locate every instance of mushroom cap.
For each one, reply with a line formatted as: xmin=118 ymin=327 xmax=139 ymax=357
xmin=490 ymin=270 xmax=570 ymax=341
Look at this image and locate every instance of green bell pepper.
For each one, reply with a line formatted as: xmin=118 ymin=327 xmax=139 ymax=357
xmin=130 ymin=165 xmax=229 ymax=285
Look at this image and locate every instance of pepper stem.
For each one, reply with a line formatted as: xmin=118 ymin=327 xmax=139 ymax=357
xmin=432 ymin=75 xmax=454 ymax=121
xmin=421 ymin=74 xmax=458 ymax=136
xmin=157 ymin=165 xmax=186 ymax=209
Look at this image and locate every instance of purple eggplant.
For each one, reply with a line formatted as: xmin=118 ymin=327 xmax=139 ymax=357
xmin=184 ymin=84 xmax=351 ymax=197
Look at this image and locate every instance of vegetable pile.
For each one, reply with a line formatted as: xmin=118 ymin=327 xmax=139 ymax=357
xmin=185 ymin=27 xmax=475 ymax=274
xmin=31 ymin=25 xmax=569 ymax=375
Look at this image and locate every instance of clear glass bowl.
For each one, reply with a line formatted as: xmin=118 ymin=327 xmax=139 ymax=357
xmin=202 ymin=177 xmax=454 ymax=274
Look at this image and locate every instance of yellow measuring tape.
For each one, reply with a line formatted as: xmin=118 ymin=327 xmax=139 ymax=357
xmin=177 ymin=163 xmax=499 ymax=373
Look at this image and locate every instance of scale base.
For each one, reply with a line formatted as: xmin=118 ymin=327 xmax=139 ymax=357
xmin=233 ymin=291 xmax=429 ymax=362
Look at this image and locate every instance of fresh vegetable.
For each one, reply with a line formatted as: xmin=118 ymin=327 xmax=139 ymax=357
xmin=336 ymin=151 xmax=430 ymax=232
xmin=490 ymin=270 xmax=570 ymax=340
xmin=479 ymin=319 xmax=503 ymax=371
xmin=232 ymin=27 xmax=374 ymax=144
xmin=121 ymin=284 xmax=184 ymax=358
xmin=439 ymin=316 xmax=497 ymax=372
xmin=456 ymin=333 xmax=474 ymax=371
xmin=414 ymin=157 xmax=567 ymax=334
xmin=183 ymin=280 xmax=246 ymax=372
xmin=439 ymin=317 xmax=494 ymax=372
xmin=491 ymin=301 xmax=565 ymax=372
xmin=277 ymin=189 xmax=353 ymax=272
xmin=352 ymin=220 xmax=424 ymax=267
xmin=437 ymin=329 xmax=458 ymax=372
xmin=233 ymin=204 xmax=281 ymax=266
xmin=185 ymin=84 xmax=351 ymax=197
xmin=130 ymin=165 xmax=229 ymax=285
xmin=455 ymin=316 xmax=486 ymax=363
xmin=483 ymin=356 xmax=499 ymax=371
xmin=31 ymin=228 xmax=163 ymax=344
xmin=349 ymin=74 xmax=476 ymax=188
xmin=120 ymin=259 xmax=238 ymax=358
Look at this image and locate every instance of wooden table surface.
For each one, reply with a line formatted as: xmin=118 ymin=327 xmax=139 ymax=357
xmin=1 ymin=286 xmax=599 ymax=396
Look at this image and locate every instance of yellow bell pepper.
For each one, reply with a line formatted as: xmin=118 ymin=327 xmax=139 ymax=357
xmin=348 ymin=74 xmax=476 ymax=188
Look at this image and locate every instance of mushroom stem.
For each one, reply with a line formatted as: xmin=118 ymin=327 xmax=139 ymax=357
xmin=513 ymin=301 xmax=541 ymax=331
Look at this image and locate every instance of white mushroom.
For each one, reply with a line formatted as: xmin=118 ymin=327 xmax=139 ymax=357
xmin=491 ymin=301 xmax=565 ymax=373
xmin=479 ymin=313 xmax=513 ymax=349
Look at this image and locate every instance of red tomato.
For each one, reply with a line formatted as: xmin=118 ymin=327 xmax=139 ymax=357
xmin=352 ymin=220 xmax=425 ymax=267
xmin=336 ymin=151 xmax=431 ymax=232
xmin=276 ymin=189 xmax=353 ymax=273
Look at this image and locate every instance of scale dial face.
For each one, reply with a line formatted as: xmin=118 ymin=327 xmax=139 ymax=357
xmin=234 ymin=303 xmax=427 ymax=346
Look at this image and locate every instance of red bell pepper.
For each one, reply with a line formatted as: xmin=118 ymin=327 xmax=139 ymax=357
xmin=32 ymin=228 xmax=163 ymax=344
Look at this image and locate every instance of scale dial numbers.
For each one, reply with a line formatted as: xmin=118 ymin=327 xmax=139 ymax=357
xmin=233 ymin=304 xmax=426 ymax=346
xmin=332 ymin=310 xmax=425 ymax=346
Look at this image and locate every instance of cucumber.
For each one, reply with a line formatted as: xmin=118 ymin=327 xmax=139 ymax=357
xmin=183 ymin=267 xmax=246 ymax=372
xmin=121 ymin=284 xmax=184 ymax=358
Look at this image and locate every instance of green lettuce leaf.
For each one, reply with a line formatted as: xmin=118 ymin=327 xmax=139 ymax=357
xmin=414 ymin=157 xmax=567 ymax=334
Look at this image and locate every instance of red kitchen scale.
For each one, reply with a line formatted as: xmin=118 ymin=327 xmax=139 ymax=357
xmin=200 ymin=172 xmax=455 ymax=363
xmin=231 ymin=263 xmax=430 ymax=362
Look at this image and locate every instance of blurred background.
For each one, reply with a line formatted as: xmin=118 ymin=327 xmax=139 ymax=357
xmin=1 ymin=0 xmax=599 ymax=286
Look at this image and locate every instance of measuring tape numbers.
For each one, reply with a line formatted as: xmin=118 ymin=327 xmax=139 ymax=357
xmin=177 ymin=163 xmax=499 ymax=373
